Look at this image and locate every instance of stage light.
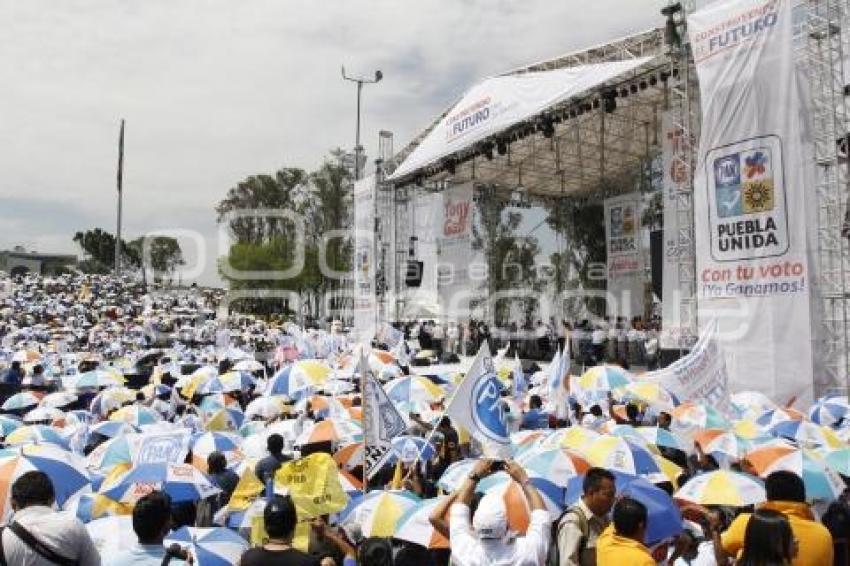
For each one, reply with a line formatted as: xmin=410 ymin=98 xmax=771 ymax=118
xmin=649 ymin=75 xmax=658 ymax=86
xmin=639 ymin=80 xmax=648 ymax=90
xmin=538 ymin=117 xmax=555 ymax=138
xmin=660 ymin=71 xmax=670 ymax=82
xmin=603 ymin=91 xmax=618 ymax=114
xmin=630 ymin=84 xmax=638 ymax=94
xmin=482 ymin=141 xmax=494 ymax=160
xmin=672 ymin=67 xmax=680 ymax=78
xmin=662 ymin=3 xmax=683 ymax=49
xmin=620 ymin=88 xmax=629 ymax=98
xmin=445 ymin=158 xmax=456 ymax=175
xmin=577 ymin=106 xmax=585 ymax=116
xmin=569 ymin=109 xmax=577 ymax=119
xmin=592 ymin=99 xmax=600 ymax=109
xmin=496 ymin=139 xmax=508 ymax=156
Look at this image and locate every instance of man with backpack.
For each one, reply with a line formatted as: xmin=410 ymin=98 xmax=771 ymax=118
xmin=551 ymin=467 xmax=616 ymax=566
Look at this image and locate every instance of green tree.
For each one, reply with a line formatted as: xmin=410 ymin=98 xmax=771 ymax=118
xmin=72 ymin=228 xmax=140 ymax=273
xmin=128 ymin=236 xmax=185 ymax=282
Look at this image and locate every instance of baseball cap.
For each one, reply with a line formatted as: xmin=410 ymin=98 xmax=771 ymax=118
xmin=472 ymin=492 xmax=508 ymax=540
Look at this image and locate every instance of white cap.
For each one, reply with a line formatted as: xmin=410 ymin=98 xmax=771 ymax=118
xmin=472 ymin=492 xmax=508 ymax=540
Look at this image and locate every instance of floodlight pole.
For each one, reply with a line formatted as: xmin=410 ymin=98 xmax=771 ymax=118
xmin=341 ymin=67 xmax=383 ymax=180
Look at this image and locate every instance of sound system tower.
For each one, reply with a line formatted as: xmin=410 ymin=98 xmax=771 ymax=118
xmin=405 ymin=260 xmax=423 ymax=287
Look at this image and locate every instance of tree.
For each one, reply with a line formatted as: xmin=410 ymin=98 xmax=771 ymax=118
xmin=128 ymin=236 xmax=185 ymax=282
xmin=73 ymin=228 xmax=140 ymax=273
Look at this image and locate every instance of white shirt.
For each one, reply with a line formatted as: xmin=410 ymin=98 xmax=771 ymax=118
xmin=448 ymin=504 xmax=550 ymax=566
xmin=1 ymin=506 xmax=101 ymax=566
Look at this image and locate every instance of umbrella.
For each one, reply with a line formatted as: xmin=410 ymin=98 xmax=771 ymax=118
xmin=0 ymin=444 xmax=91 ymax=521
xmin=205 ymin=407 xmax=245 ymax=433
xmin=264 ymin=366 xmax=311 ymax=400
xmin=0 ymin=416 xmax=21 ymax=438
xmin=674 ymin=470 xmax=765 ymax=506
xmin=437 ymin=459 xmax=478 ymax=492
xmin=565 ymin=471 xmax=682 ymax=544
xmin=140 ymin=383 xmax=172 ymax=399
xmin=244 ymin=396 xmax=288 ymax=420
xmin=295 ymin=395 xmax=348 ymax=419
xmin=191 ymin=432 xmax=243 ymax=470
xmin=809 ymin=399 xmax=850 ymax=427
xmin=632 ymin=426 xmax=687 ymax=452
xmin=23 ymin=406 xmax=64 ymax=425
xmin=769 ymin=420 xmax=841 ymax=448
xmin=90 ymin=421 xmax=138 ymax=439
xmin=66 ymin=490 xmax=133 ymax=523
xmin=2 ymin=391 xmax=40 ymax=411
xmin=198 ymin=393 xmax=238 ymax=414
xmin=670 ymin=402 xmax=731 ymax=430
xmin=86 ymin=436 xmax=132 ymax=471
xmin=585 ymin=436 xmax=666 ymax=482
xmin=218 ymin=371 xmax=256 ymax=393
xmin=39 ymin=391 xmax=78 ymax=409
xmin=238 ymin=420 xmax=266 ymax=439
xmin=164 ymin=526 xmax=250 ymax=566
xmin=334 ymin=442 xmax=364 ymax=471
xmin=515 ymin=446 xmax=592 ymax=488
xmin=385 ymin=375 xmax=445 ymax=404
xmin=573 ymin=366 xmax=631 ymax=402
xmin=618 ymin=381 xmax=677 ymax=411
xmin=234 ymin=360 xmax=264 ymax=373
xmin=395 ymin=497 xmax=450 ymax=549
xmin=756 ymin=408 xmax=805 ymax=428
xmin=291 ymin=360 xmax=332 ymax=386
xmin=391 ymin=436 xmax=435 ymax=464
xmin=731 ymin=391 xmax=777 ymax=419
xmin=75 ymin=369 xmax=125 ymax=389
xmin=6 ymin=424 xmax=69 ymax=448
xmin=100 ymin=462 xmax=221 ymax=504
xmin=296 ymin=419 xmax=362 ymax=446
xmin=475 ymin=474 xmax=565 ymax=530
xmin=338 ymin=490 xmax=421 ymax=538
xmin=109 ymin=405 xmax=162 ymax=427
xmin=746 ymin=445 xmax=844 ymax=501
xmin=90 ymin=388 xmax=135 ymax=417
xmin=693 ymin=429 xmax=749 ymax=461
xmin=544 ymin=427 xmax=601 ymax=452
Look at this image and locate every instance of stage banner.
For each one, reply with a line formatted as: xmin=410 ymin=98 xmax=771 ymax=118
xmin=353 ymin=176 xmax=377 ymax=344
xmin=604 ymin=193 xmax=644 ymax=318
xmin=688 ymin=0 xmax=818 ymax=403
xmin=437 ymin=183 xmax=475 ymax=319
xmin=661 ymin=111 xmax=696 ymax=349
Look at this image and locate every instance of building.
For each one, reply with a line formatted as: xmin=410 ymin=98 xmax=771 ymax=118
xmin=0 ymin=247 xmax=77 ymax=277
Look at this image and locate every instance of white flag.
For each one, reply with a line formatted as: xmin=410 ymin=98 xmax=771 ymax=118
xmin=361 ymin=353 xmax=407 ymax=479
xmin=445 ymin=342 xmax=511 ymax=459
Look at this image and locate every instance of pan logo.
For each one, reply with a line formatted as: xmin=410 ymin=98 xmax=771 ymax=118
xmin=470 ymin=374 xmax=508 ymax=442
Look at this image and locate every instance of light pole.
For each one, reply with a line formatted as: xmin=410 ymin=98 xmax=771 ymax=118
xmin=341 ymin=66 xmax=382 ymax=180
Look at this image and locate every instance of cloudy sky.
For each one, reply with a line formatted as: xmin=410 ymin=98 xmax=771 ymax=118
xmin=0 ymin=0 xmax=669 ymax=285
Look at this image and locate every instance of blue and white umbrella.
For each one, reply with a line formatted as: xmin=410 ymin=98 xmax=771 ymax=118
xmin=100 ymin=462 xmax=221 ymax=504
xmin=436 ymin=459 xmax=477 ymax=492
xmin=390 ymin=435 xmax=435 ymax=464
xmin=264 ymin=366 xmax=310 ymax=400
xmin=2 ymin=392 xmax=40 ymax=411
xmin=809 ymin=399 xmax=850 ymax=427
xmin=90 ymin=421 xmax=138 ymax=439
xmin=164 ymin=526 xmax=250 ymax=566
xmin=75 ymin=369 xmax=124 ymax=389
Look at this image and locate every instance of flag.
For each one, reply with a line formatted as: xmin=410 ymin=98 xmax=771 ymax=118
xmin=273 ymin=453 xmax=349 ymax=518
xmin=362 ymin=352 xmax=407 ymax=480
xmin=380 ymin=323 xmax=404 ymax=348
xmin=547 ymin=347 xmax=563 ymax=392
xmin=512 ymin=353 xmax=525 ymax=400
xmin=445 ymin=342 xmax=511 ymax=458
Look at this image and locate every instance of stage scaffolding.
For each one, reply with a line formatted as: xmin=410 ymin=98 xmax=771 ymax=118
xmin=377 ymin=1 xmax=850 ymax=386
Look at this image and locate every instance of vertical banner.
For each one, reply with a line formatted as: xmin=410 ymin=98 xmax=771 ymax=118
xmin=661 ymin=111 xmax=696 ymax=349
xmin=689 ymin=0 xmax=818 ymax=403
xmin=604 ymin=193 xmax=644 ymax=318
xmin=353 ymin=176 xmax=377 ymax=344
xmin=437 ymin=183 xmax=474 ymax=320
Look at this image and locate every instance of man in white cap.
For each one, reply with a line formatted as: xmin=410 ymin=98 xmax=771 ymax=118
xmin=429 ymin=459 xmax=550 ymax=566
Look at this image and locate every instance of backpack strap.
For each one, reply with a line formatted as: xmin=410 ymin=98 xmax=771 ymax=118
xmin=8 ymin=522 xmax=78 ymax=566
xmin=0 ymin=527 xmax=6 ymax=566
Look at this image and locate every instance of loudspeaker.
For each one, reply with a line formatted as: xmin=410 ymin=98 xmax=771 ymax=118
xmin=405 ymin=261 xmax=424 ymax=287
xmin=650 ymin=230 xmax=663 ymax=300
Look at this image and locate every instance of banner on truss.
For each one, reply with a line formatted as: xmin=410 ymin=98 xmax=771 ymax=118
xmin=689 ymin=0 xmax=819 ymax=403
xmin=437 ymin=183 xmax=476 ymax=319
xmin=605 ymin=193 xmax=644 ymax=318
xmin=353 ymin=176 xmax=377 ymax=344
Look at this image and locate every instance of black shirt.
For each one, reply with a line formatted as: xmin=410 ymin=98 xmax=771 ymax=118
xmin=240 ymin=547 xmax=320 ymax=566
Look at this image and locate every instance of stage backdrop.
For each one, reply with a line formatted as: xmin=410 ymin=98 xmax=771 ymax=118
xmin=689 ymin=0 xmax=820 ymax=403
xmin=437 ymin=183 xmax=475 ymax=320
xmin=605 ymin=193 xmax=644 ymax=319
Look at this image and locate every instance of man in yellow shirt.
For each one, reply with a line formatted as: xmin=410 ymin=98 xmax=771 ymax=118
xmin=596 ymin=497 xmax=655 ymax=566
xmin=718 ymin=470 xmax=833 ymax=566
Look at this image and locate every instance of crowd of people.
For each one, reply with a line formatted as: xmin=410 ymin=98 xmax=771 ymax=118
xmin=0 ymin=272 xmax=847 ymax=566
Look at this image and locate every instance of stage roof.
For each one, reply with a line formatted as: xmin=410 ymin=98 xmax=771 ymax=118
xmin=388 ymin=28 xmax=674 ymax=198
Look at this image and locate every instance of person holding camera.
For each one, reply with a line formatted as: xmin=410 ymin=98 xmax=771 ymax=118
xmin=428 ymin=459 xmax=550 ymax=566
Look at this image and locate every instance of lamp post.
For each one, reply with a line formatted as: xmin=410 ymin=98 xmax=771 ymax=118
xmin=341 ymin=66 xmax=383 ymax=180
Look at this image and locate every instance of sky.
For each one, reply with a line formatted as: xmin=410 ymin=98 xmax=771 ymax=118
xmin=0 ymin=0 xmax=670 ymax=286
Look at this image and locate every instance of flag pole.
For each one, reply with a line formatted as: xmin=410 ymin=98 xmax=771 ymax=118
xmin=115 ymin=119 xmax=125 ymax=274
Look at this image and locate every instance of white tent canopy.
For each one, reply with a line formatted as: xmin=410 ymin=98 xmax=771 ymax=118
xmin=389 ymin=56 xmax=655 ymax=181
